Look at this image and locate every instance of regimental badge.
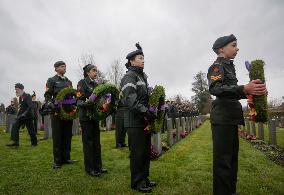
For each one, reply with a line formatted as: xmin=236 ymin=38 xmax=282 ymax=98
xmin=211 ymin=75 xmax=222 ymax=81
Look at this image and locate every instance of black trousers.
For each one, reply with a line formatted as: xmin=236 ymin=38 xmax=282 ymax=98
xmin=126 ymin=127 xmax=151 ymax=187
xmin=80 ymin=120 xmax=102 ymax=172
xmin=51 ymin=114 xmax=73 ymax=165
xmin=211 ymin=124 xmax=239 ymax=195
xmin=11 ymin=118 xmax=37 ymax=145
xmin=115 ymin=115 xmax=126 ymax=147
xmin=33 ymin=117 xmax=38 ymax=134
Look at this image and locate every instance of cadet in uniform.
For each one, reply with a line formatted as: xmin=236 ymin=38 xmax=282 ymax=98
xmin=207 ymin=34 xmax=267 ymax=195
xmin=120 ymin=43 xmax=157 ymax=193
xmin=6 ymin=83 xmax=37 ymax=147
xmin=77 ymin=64 xmax=107 ymax=177
xmin=115 ymin=98 xmax=127 ymax=149
xmin=44 ymin=61 xmax=77 ymax=169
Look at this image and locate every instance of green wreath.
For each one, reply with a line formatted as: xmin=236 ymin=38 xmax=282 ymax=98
xmin=87 ymin=83 xmax=119 ymax=121
xmin=148 ymin=85 xmax=166 ymax=133
xmin=55 ymin=87 xmax=79 ymax=120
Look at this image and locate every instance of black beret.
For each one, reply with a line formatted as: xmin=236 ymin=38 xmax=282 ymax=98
xmin=54 ymin=61 xmax=66 ymax=68
xmin=15 ymin=83 xmax=24 ymax=90
xmin=212 ymin=34 xmax=237 ymax=53
xmin=83 ymin=64 xmax=97 ymax=73
xmin=126 ymin=43 xmax=144 ymax=60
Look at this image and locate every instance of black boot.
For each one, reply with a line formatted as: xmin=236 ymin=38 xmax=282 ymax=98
xmin=6 ymin=141 xmax=19 ymax=147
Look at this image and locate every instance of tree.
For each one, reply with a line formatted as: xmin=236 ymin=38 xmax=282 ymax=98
xmin=77 ymin=52 xmax=107 ymax=84
xmin=107 ymin=59 xmax=124 ymax=88
xmin=191 ymin=71 xmax=212 ymax=114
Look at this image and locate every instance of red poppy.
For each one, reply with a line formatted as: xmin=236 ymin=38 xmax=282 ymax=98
xmin=213 ymin=68 xmax=219 ymax=72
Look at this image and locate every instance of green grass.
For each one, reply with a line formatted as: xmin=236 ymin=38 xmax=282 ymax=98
xmin=0 ymin=121 xmax=283 ymax=195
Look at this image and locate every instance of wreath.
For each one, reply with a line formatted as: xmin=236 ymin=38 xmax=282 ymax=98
xmin=145 ymin=85 xmax=166 ymax=133
xmin=87 ymin=83 xmax=119 ymax=121
xmin=55 ymin=87 xmax=79 ymax=120
xmin=246 ymin=60 xmax=268 ymax=123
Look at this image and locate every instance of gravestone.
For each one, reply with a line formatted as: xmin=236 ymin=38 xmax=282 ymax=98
xmin=251 ymin=121 xmax=256 ymax=136
xmin=43 ymin=115 xmax=52 ymax=139
xmin=152 ymin=131 xmax=162 ymax=156
xmin=0 ymin=112 xmax=5 ymax=126
xmin=175 ymin=118 xmax=181 ymax=142
xmin=181 ymin=117 xmax=185 ymax=134
xmin=268 ymin=119 xmax=277 ymax=145
xmin=72 ymin=118 xmax=80 ymax=135
xmin=166 ymin=118 xmax=173 ymax=147
xmin=245 ymin=118 xmax=251 ymax=134
xmin=258 ymin=122 xmax=264 ymax=141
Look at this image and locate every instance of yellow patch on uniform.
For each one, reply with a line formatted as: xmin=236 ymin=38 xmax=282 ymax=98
xmin=211 ymin=75 xmax=222 ymax=81
xmin=76 ymin=91 xmax=82 ymax=98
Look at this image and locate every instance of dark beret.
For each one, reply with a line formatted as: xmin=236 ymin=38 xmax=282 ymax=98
xmin=83 ymin=64 xmax=97 ymax=73
xmin=15 ymin=83 xmax=24 ymax=90
xmin=212 ymin=34 xmax=237 ymax=53
xmin=126 ymin=42 xmax=144 ymax=60
xmin=54 ymin=61 xmax=66 ymax=68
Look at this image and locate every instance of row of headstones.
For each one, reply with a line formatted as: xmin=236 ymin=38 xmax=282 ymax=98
xmin=42 ymin=115 xmax=80 ymax=139
xmin=151 ymin=115 xmax=207 ymax=156
xmin=0 ymin=113 xmax=80 ymax=139
xmin=239 ymin=117 xmax=284 ymax=146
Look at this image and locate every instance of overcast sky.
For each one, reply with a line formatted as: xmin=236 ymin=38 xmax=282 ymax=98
xmin=0 ymin=0 xmax=283 ymax=106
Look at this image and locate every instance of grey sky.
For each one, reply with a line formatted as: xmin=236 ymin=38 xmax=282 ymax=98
xmin=0 ymin=0 xmax=283 ymax=106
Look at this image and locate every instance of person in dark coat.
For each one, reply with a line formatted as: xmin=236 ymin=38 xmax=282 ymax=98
xmin=6 ymin=83 xmax=37 ymax=147
xmin=31 ymin=92 xmax=39 ymax=134
xmin=5 ymin=100 xmax=17 ymax=115
xmin=208 ymin=34 xmax=267 ymax=195
xmin=77 ymin=64 xmax=107 ymax=177
xmin=120 ymin=43 xmax=157 ymax=193
xmin=44 ymin=61 xmax=77 ymax=169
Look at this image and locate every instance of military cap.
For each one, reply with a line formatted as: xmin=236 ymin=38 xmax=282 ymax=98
xmin=212 ymin=34 xmax=237 ymax=53
xmin=83 ymin=64 xmax=97 ymax=73
xmin=126 ymin=43 xmax=144 ymax=60
xmin=54 ymin=61 xmax=66 ymax=68
xmin=15 ymin=83 xmax=24 ymax=90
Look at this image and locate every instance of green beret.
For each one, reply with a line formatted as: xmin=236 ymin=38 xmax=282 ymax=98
xmin=212 ymin=34 xmax=237 ymax=53
xmin=54 ymin=61 xmax=66 ymax=68
xmin=126 ymin=43 xmax=144 ymax=60
xmin=15 ymin=83 xmax=24 ymax=90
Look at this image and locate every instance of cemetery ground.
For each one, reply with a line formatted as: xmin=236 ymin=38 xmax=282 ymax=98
xmin=0 ymin=121 xmax=283 ymax=195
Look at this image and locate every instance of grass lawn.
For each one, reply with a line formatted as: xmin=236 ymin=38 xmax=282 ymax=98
xmin=0 ymin=121 xmax=283 ymax=195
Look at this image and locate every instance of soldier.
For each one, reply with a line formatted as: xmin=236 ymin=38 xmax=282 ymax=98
xmin=31 ymin=92 xmax=39 ymax=134
xmin=6 ymin=83 xmax=37 ymax=147
xmin=5 ymin=100 xmax=17 ymax=115
xmin=76 ymin=64 xmax=107 ymax=177
xmin=45 ymin=61 xmax=77 ymax=169
xmin=207 ymin=34 xmax=267 ymax=195
xmin=120 ymin=43 xmax=157 ymax=193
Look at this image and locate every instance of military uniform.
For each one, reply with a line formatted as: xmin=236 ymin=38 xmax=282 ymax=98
xmin=5 ymin=104 xmax=17 ymax=115
xmin=77 ymin=75 xmax=105 ymax=176
xmin=44 ymin=74 xmax=74 ymax=167
xmin=115 ymin=100 xmax=127 ymax=148
xmin=10 ymin=92 xmax=37 ymax=146
xmin=120 ymin=65 xmax=153 ymax=188
xmin=31 ymin=100 xmax=39 ymax=134
xmin=208 ymin=56 xmax=247 ymax=195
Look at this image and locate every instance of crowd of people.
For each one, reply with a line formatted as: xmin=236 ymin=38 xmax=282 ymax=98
xmin=1 ymin=34 xmax=268 ymax=194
